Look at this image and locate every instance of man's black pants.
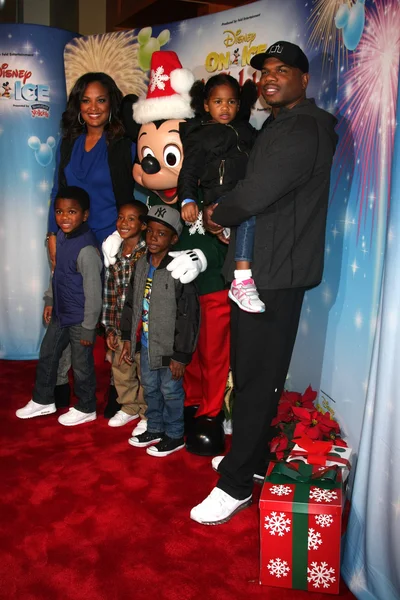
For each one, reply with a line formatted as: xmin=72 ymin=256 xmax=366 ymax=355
xmin=217 ymin=287 xmax=306 ymax=499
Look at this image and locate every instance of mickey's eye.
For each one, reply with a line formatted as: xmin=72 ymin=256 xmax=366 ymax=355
xmin=142 ymin=146 xmax=155 ymax=159
xmin=163 ymin=144 xmax=181 ymax=167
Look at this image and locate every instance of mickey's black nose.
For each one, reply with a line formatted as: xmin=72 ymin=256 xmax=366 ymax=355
xmin=142 ymin=155 xmax=160 ymax=174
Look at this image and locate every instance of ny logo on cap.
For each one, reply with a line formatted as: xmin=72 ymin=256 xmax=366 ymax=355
xmin=155 ymin=207 xmax=167 ymax=218
xmin=269 ymin=44 xmax=283 ymax=54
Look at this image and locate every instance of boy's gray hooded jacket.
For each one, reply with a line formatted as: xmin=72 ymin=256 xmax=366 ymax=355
xmin=120 ymin=253 xmax=200 ymax=369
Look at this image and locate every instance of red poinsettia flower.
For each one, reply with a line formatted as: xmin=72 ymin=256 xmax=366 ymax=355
xmin=292 ymin=407 xmax=340 ymax=440
xmin=270 ymin=433 xmax=289 ymax=460
xmin=271 ymin=386 xmax=317 ymax=426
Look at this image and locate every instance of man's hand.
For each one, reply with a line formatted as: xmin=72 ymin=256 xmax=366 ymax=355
xmin=203 ymin=204 xmax=224 ymax=235
xmin=43 ymin=306 xmax=52 ymax=324
xmin=169 ymin=359 xmax=185 ymax=380
xmin=102 ymin=231 xmax=123 ymax=268
xmin=167 ymin=249 xmax=207 ymax=283
xmin=119 ymin=341 xmax=133 ymax=365
xmin=181 ymin=202 xmax=199 ymax=223
xmin=80 ymin=339 xmax=93 ymax=347
xmin=47 ymin=234 xmax=57 ymax=272
xmin=106 ymin=333 xmax=119 ymax=351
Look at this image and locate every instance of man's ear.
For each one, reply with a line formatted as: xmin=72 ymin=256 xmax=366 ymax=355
xmin=301 ymin=73 xmax=310 ymax=90
xmin=121 ymin=94 xmax=141 ymax=141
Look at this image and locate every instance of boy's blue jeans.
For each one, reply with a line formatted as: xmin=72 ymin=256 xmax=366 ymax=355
xmin=140 ymin=346 xmax=185 ymax=439
xmin=33 ymin=317 xmax=97 ymax=413
xmin=234 ymin=216 xmax=256 ymax=263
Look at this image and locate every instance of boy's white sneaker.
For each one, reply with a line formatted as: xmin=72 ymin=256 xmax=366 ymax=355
xmin=58 ymin=407 xmax=96 ymax=426
xmin=108 ymin=410 xmax=139 ymax=427
xmin=228 ymin=278 xmax=265 ymax=313
xmin=190 ymin=487 xmax=252 ymax=525
xmin=132 ymin=419 xmax=147 ymax=436
xmin=16 ymin=399 xmax=56 ymax=419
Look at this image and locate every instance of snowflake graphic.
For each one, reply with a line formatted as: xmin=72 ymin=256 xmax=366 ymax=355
xmin=149 ymin=66 xmax=169 ymax=92
xmin=267 ymin=557 xmax=290 ymax=578
xmin=270 ymin=484 xmax=291 ymax=496
xmin=308 ymin=528 xmax=323 ymax=550
xmin=315 ymin=514 xmax=334 ymax=528
xmin=187 ymin=211 xmax=205 ymax=235
xmin=309 ymin=487 xmax=338 ymax=503
xmin=264 ymin=512 xmax=291 ymax=536
xmin=307 ymin=561 xmax=336 ymax=588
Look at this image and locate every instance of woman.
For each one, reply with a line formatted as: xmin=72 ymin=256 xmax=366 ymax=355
xmin=47 ymin=72 xmax=136 ymax=415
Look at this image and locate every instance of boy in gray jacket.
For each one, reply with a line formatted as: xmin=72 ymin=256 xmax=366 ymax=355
xmin=120 ymin=206 xmax=200 ymax=457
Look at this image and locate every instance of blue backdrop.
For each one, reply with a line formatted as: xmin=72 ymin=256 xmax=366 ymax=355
xmin=0 ymin=24 xmax=76 ymax=359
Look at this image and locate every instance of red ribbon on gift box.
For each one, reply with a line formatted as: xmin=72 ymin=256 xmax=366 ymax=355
xmin=291 ymin=435 xmax=333 ymax=465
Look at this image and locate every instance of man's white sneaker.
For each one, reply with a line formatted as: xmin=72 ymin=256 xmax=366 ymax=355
xmin=211 ymin=455 xmax=224 ymax=472
xmin=228 ymin=278 xmax=265 ymax=313
xmin=132 ymin=419 xmax=147 ymax=436
xmin=58 ymin=407 xmax=96 ymax=426
xmin=16 ymin=399 xmax=56 ymax=419
xmin=190 ymin=487 xmax=252 ymax=525
xmin=108 ymin=410 xmax=139 ymax=428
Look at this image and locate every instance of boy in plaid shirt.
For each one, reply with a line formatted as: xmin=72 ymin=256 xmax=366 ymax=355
xmin=102 ymin=200 xmax=148 ymax=428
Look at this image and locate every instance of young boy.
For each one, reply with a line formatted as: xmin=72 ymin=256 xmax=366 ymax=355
xmin=16 ymin=186 xmax=103 ymax=426
xmin=120 ymin=205 xmax=200 ymax=457
xmin=101 ymin=201 xmax=148 ymax=429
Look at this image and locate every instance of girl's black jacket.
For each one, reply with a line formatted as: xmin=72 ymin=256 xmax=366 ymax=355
xmin=178 ymin=117 xmax=258 ymax=207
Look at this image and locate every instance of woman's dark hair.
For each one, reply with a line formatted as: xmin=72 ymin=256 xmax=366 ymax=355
xmin=190 ymin=74 xmax=258 ymax=121
xmin=61 ymin=72 xmax=125 ymax=142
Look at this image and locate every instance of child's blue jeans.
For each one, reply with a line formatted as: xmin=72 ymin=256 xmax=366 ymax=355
xmin=33 ymin=317 xmax=96 ymax=413
xmin=140 ymin=347 xmax=185 ymax=438
xmin=235 ymin=216 xmax=256 ymax=262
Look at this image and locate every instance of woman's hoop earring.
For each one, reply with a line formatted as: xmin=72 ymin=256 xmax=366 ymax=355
xmin=78 ymin=112 xmax=85 ymax=125
xmin=108 ymin=111 xmax=112 ymax=123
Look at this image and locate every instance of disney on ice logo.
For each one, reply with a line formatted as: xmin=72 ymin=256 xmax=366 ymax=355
xmin=205 ymin=29 xmax=266 ymax=73
xmin=1 ymin=62 xmax=50 ymax=117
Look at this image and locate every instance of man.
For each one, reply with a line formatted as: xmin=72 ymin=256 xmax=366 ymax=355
xmin=190 ymin=41 xmax=338 ymax=525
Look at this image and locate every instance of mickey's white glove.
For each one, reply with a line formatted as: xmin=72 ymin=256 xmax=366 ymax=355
xmin=102 ymin=230 xmax=123 ymax=267
xmin=167 ymin=249 xmax=207 ymax=283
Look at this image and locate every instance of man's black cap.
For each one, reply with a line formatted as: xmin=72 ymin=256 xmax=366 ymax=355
xmin=250 ymin=41 xmax=309 ymax=73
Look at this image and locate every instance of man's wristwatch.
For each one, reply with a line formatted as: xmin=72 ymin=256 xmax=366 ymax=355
xmin=46 ymin=232 xmax=57 ymax=243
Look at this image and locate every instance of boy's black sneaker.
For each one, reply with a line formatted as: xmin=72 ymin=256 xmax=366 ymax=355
xmin=146 ymin=435 xmax=185 ymax=457
xmin=128 ymin=430 xmax=164 ymax=448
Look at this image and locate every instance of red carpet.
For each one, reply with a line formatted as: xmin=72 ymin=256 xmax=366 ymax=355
xmin=0 ymin=341 xmax=355 ymax=600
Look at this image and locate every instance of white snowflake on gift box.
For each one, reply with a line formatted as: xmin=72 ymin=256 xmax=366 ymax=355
xmin=264 ymin=512 xmax=291 ymax=536
xmin=315 ymin=514 xmax=334 ymax=528
xmin=309 ymin=487 xmax=338 ymax=503
xmin=150 ymin=66 xmax=169 ymax=92
xmin=307 ymin=562 xmax=336 ymax=588
xmin=270 ymin=484 xmax=291 ymax=496
xmin=308 ymin=528 xmax=323 ymax=550
xmin=267 ymin=557 xmax=290 ymax=578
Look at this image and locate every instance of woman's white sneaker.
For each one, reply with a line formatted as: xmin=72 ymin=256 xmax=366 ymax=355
xmin=58 ymin=407 xmax=96 ymax=426
xmin=108 ymin=410 xmax=139 ymax=427
xmin=190 ymin=487 xmax=252 ymax=525
xmin=16 ymin=399 xmax=56 ymax=419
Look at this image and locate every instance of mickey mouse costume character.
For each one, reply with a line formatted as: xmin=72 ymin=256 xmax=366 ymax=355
xmin=103 ymin=51 xmax=230 ymax=455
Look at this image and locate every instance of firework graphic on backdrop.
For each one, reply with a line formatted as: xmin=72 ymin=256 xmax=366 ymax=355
xmin=308 ymin=0 xmax=351 ymax=74
xmin=339 ymin=0 xmax=400 ymax=241
xmin=64 ymin=31 xmax=148 ymax=97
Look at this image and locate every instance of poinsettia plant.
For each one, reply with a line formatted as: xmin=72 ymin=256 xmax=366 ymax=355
xmin=269 ymin=386 xmax=347 ymax=460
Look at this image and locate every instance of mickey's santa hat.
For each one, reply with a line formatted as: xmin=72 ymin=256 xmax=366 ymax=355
xmin=133 ymin=50 xmax=195 ymax=124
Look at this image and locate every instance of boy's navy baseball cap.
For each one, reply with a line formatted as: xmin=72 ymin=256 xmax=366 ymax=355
xmin=141 ymin=205 xmax=183 ymax=236
xmin=250 ymin=41 xmax=309 ymax=73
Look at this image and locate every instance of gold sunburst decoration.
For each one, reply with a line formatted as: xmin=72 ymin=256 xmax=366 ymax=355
xmin=64 ymin=30 xmax=148 ymax=97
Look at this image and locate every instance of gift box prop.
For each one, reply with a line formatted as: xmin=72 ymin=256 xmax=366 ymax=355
xmin=287 ymin=435 xmax=352 ymax=484
xmin=259 ymin=461 xmax=342 ymax=594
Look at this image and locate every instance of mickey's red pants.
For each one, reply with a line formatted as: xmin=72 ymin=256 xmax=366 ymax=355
xmin=183 ymin=289 xmax=230 ymax=418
